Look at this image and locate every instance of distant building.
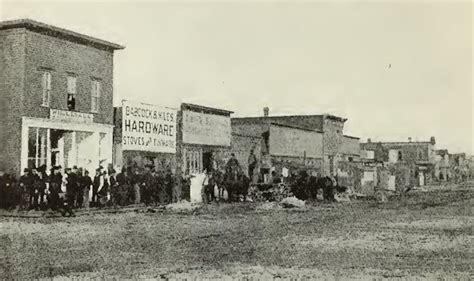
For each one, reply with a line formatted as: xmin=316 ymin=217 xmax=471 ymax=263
xmin=231 ymin=107 xmax=359 ymax=180
xmin=232 ymin=120 xmax=323 ymax=183
xmin=360 ymin=137 xmax=437 ymax=185
xmin=0 ymin=19 xmax=124 ymax=176
xmin=360 ymin=137 xmax=436 ymax=165
xmin=341 ymin=135 xmax=361 ymax=162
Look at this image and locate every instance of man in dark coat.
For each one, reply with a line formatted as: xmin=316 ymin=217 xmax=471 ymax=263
xmin=92 ymin=168 xmax=102 ymax=206
xmin=79 ymin=170 xmax=93 ymax=208
xmin=48 ymin=166 xmax=63 ymax=211
xmin=116 ymin=167 xmax=132 ymax=206
xmin=164 ymin=168 xmax=174 ymax=203
xmin=142 ymin=165 xmax=155 ymax=206
xmin=19 ymin=168 xmax=34 ymax=210
xmin=247 ymin=149 xmax=257 ymax=182
xmin=37 ymin=165 xmax=48 ymax=209
xmin=66 ymin=167 xmax=79 ymax=208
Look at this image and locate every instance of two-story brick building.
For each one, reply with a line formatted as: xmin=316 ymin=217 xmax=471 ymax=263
xmin=0 ymin=19 xmax=124 ymax=176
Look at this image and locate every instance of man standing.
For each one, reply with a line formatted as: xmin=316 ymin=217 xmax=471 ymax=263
xmin=37 ymin=165 xmax=48 ymax=210
xmin=19 ymin=168 xmax=33 ymax=210
xmin=108 ymin=169 xmax=118 ymax=207
xmin=79 ymin=170 xmax=93 ymax=208
xmin=247 ymin=149 xmax=257 ymax=183
xmin=165 ymin=168 xmax=176 ymax=203
xmin=142 ymin=165 xmax=154 ymax=206
xmin=67 ymin=167 xmax=79 ymax=208
xmin=116 ymin=167 xmax=131 ymax=206
xmin=92 ymin=168 xmax=102 ymax=206
xmin=48 ymin=166 xmax=63 ymax=211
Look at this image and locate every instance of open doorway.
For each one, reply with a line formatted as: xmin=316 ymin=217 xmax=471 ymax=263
xmin=202 ymin=151 xmax=212 ymax=172
xmin=50 ymin=129 xmax=76 ymax=170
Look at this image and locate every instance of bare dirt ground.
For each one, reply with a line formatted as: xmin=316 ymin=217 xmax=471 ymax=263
xmin=1 ymin=184 xmax=473 ymax=280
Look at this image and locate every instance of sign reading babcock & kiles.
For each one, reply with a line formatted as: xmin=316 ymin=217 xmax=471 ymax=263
xmin=121 ymin=100 xmax=177 ymax=153
xmin=182 ymin=110 xmax=231 ymax=146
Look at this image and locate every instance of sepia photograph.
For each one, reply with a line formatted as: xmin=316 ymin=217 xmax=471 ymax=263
xmin=0 ymin=0 xmax=472 ymax=279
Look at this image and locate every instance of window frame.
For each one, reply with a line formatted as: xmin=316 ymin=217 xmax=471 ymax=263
xmin=91 ymin=79 xmax=101 ymax=113
xmin=67 ymin=75 xmax=77 ymax=111
xmin=41 ymin=71 xmax=52 ymax=107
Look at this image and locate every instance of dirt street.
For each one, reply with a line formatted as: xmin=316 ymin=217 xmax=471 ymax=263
xmin=1 ymin=185 xmax=473 ymax=279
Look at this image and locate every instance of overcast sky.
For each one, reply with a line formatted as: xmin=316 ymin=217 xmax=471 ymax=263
xmin=1 ymin=0 xmax=472 ymax=154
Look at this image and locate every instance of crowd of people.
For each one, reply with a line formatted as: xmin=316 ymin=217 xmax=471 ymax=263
xmin=0 ymin=164 xmax=177 ymax=215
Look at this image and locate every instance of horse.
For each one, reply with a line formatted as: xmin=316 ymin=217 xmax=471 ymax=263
xmin=290 ymin=171 xmax=337 ymax=202
xmin=222 ymin=171 xmax=251 ymax=202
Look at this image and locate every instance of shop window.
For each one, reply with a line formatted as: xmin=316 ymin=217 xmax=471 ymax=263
xmin=28 ymin=127 xmax=48 ymax=169
xmin=67 ymin=76 xmax=76 ymax=111
xmin=91 ymin=79 xmax=101 ymax=113
xmin=184 ymin=149 xmax=202 ymax=175
xmin=42 ymin=71 xmax=51 ymax=106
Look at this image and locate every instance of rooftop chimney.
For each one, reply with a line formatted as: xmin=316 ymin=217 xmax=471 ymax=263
xmin=430 ymin=136 xmax=436 ymax=145
xmin=408 ymin=137 xmax=412 ymax=142
xmin=367 ymin=138 xmax=371 ymax=143
xmin=263 ymin=107 xmax=269 ymax=117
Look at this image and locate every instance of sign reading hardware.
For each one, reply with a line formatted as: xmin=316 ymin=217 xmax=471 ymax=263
xmin=122 ymin=100 xmax=177 ymax=153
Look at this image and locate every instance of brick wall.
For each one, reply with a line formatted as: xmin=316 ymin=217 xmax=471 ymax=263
xmin=322 ymin=118 xmax=345 ymax=156
xmin=0 ymin=29 xmax=26 ymax=174
xmin=24 ymin=30 xmax=114 ymax=124
xmin=230 ymin=133 xmax=262 ymax=177
xmin=341 ymin=136 xmax=360 ymax=156
xmin=0 ymin=27 xmax=117 ymax=176
xmin=231 ymin=119 xmax=268 ymax=137
xmin=268 ymin=124 xmax=323 ymax=159
xmin=257 ymin=115 xmax=324 ymax=131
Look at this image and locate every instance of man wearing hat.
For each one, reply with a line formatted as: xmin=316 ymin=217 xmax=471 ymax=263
xmin=48 ymin=166 xmax=63 ymax=211
xmin=79 ymin=170 xmax=93 ymax=208
xmin=36 ymin=165 xmax=48 ymax=209
xmin=65 ymin=166 xmax=79 ymax=208
xmin=142 ymin=165 xmax=155 ymax=206
xmin=92 ymin=167 xmax=102 ymax=206
xmin=19 ymin=168 xmax=34 ymax=210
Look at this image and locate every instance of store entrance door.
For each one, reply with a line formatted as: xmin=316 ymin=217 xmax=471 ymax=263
xmin=50 ymin=129 xmax=76 ymax=171
xmin=50 ymin=129 xmax=65 ymax=169
xmin=202 ymin=152 xmax=212 ymax=172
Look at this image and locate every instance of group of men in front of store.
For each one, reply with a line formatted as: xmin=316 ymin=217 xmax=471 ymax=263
xmin=0 ymin=164 xmax=177 ymax=215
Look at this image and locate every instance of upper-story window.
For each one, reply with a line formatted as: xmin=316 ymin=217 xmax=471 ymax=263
xmin=67 ymin=75 xmax=76 ymax=111
xmin=42 ymin=71 xmax=51 ymax=106
xmin=91 ymin=79 xmax=101 ymax=113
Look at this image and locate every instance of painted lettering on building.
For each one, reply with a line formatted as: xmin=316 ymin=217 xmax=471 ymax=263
xmin=182 ymin=110 xmax=231 ymax=146
xmin=50 ymin=109 xmax=93 ymax=124
xmin=121 ymin=100 xmax=177 ymax=153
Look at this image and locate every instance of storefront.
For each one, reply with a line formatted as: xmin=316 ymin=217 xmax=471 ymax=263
xmin=179 ymin=103 xmax=233 ymax=176
xmin=113 ymin=100 xmax=178 ymax=172
xmin=20 ymin=109 xmax=113 ymax=175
